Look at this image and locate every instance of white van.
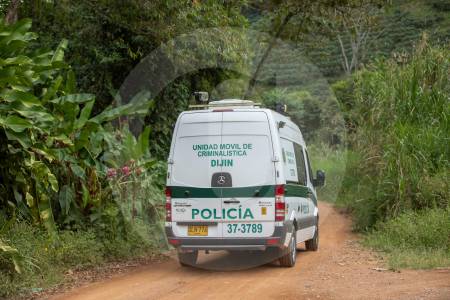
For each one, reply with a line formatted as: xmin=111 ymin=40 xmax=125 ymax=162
xmin=165 ymin=99 xmax=325 ymax=267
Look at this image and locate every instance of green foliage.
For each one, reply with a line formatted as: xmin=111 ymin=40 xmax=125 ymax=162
xmin=93 ymin=127 xmax=167 ymax=253
xmin=18 ymin=1 xmax=250 ymax=160
xmin=334 ymin=39 xmax=449 ymax=229
xmin=260 ymin=88 xmax=343 ymax=145
xmin=0 ymin=19 xmax=154 ymax=240
xmin=308 ymin=144 xmax=348 ymax=203
xmin=251 ymin=0 xmax=450 ymax=81
xmin=364 ymin=207 xmax=450 ymax=269
xmin=0 ymin=217 xmax=159 ymax=298
xmin=0 ymin=238 xmax=26 ymax=274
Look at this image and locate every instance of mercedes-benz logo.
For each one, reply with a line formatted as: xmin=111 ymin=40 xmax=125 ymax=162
xmin=217 ymin=175 xmax=226 ymax=185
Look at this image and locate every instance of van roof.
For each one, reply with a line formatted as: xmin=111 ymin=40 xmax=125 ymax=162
xmin=187 ymin=99 xmax=301 ymax=136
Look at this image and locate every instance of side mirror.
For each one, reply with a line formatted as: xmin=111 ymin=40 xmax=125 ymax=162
xmin=313 ymin=170 xmax=325 ymax=187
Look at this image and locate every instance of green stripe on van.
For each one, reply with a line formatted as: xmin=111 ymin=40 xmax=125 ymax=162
xmin=285 ymin=184 xmax=310 ymax=198
xmin=170 ymin=184 xmax=314 ymax=200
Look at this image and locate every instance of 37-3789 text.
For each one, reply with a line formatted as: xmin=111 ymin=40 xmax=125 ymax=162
xmin=227 ymin=223 xmax=262 ymax=233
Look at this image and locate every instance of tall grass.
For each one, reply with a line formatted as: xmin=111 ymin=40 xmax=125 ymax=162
xmin=364 ymin=207 xmax=450 ymax=269
xmin=308 ymin=144 xmax=347 ymax=203
xmin=336 ymin=38 xmax=449 ymax=230
xmin=331 ymin=38 xmax=450 ymax=269
xmin=0 ymin=218 xmax=159 ymax=298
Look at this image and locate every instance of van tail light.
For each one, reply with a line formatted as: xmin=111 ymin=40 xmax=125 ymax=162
xmin=168 ymin=238 xmax=180 ymax=246
xmin=165 ymin=187 xmax=172 ymax=222
xmin=275 ymin=184 xmax=285 ymax=221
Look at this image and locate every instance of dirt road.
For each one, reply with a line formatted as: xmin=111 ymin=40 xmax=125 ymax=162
xmin=50 ymin=202 xmax=450 ymax=300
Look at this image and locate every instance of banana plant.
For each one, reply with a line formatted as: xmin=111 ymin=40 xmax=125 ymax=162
xmin=0 ymin=18 xmax=153 ymax=238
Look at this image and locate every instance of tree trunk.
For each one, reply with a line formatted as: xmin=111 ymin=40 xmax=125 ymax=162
xmin=243 ymin=12 xmax=294 ymax=99
xmin=337 ymin=34 xmax=351 ymax=75
xmin=5 ymin=0 xmax=21 ymax=24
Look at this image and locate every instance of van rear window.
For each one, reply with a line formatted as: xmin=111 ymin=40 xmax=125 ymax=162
xmin=170 ymin=111 xmax=275 ymax=188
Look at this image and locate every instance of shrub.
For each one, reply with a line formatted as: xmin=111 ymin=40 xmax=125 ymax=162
xmin=0 ymin=18 xmax=153 ymax=238
xmin=0 ymin=216 xmax=162 ymax=298
xmin=51 ymin=231 xmax=104 ymax=268
xmin=365 ymin=207 xmax=450 ymax=269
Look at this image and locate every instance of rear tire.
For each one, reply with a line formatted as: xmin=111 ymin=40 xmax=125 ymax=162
xmin=279 ymin=233 xmax=297 ymax=267
xmin=178 ymin=250 xmax=198 ymax=267
xmin=305 ymin=223 xmax=319 ymax=251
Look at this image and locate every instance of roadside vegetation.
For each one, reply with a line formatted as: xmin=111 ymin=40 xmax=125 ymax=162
xmin=0 ymin=19 xmax=167 ymax=297
xmin=0 ymin=0 xmax=449 ymax=297
xmin=331 ymin=39 xmax=450 ymax=269
xmin=364 ymin=208 xmax=450 ymax=269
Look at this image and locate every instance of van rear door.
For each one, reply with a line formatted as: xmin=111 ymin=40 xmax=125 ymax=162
xmin=170 ymin=112 xmax=223 ymax=238
xmin=220 ymin=111 xmax=276 ymax=238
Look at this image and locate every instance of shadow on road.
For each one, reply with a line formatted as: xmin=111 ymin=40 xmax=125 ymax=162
xmin=180 ymin=248 xmax=308 ymax=272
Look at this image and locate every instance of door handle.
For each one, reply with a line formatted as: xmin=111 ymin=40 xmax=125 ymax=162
xmin=223 ymin=200 xmax=240 ymax=204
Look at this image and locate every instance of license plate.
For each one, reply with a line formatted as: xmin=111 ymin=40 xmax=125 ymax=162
xmin=226 ymin=223 xmax=263 ymax=234
xmin=188 ymin=225 xmax=208 ymax=236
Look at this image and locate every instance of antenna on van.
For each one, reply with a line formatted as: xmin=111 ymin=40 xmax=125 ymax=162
xmin=193 ymin=91 xmax=209 ymax=104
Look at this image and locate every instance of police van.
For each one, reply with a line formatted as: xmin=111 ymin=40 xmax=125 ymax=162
xmin=165 ymin=99 xmax=325 ymax=267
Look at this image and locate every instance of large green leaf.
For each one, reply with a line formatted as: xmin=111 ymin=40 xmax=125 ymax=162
xmin=49 ymin=93 xmax=95 ymax=104
xmin=30 ymin=146 xmax=56 ymax=162
xmin=82 ymin=184 xmax=89 ymax=208
xmin=54 ymin=134 xmax=73 ymax=146
xmin=137 ymin=126 xmax=151 ymax=158
xmin=0 ymin=18 xmax=33 ymax=45
xmin=41 ymin=75 xmax=63 ymax=103
xmin=70 ymin=163 xmax=86 ymax=179
xmin=25 ymin=192 xmax=34 ymax=207
xmin=74 ymin=122 xmax=99 ymax=151
xmin=0 ymin=89 xmax=40 ymax=106
xmin=90 ymin=99 xmax=153 ymax=124
xmin=0 ymin=239 xmax=23 ymax=274
xmin=4 ymin=129 xmax=31 ymax=148
xmin=2 ymin=55 xmax=33 ymax=66
xmin=48 ymin=173 xmax=59 ymax=192
xmin=12 ymin=103 xmax=55 ymax=125
xmin=52 ymin=39 xmax=68 ymax=62
xmin=75 ymin=100 xmax=95 ymax=130
xmin=2 ymin=115 xmax=32 ymax=132
xmin=65 ymin=69 xmax=76 ymax=94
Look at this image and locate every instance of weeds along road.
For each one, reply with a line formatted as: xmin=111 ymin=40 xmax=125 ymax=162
xmin=50 ymin=202 xmax=450 ymax=300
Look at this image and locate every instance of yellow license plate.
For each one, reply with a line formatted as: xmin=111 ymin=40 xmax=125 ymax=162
xmin=188 ymin=225 xmax=208 ymax=236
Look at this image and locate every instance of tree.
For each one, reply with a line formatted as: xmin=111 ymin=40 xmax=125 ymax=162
xmin=244 ymin=0 xmax=388 ymax=97
xmin=17 ymin=0 xmax=249 ymax=158
xmin=332 ymin=3 xmax=384 ymax=75
xmin=4 ymin=0 xmax=19 ymax=24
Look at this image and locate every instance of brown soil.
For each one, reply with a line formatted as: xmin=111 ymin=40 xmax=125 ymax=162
xmin=47 ymin=202 xmax=450 ymax=300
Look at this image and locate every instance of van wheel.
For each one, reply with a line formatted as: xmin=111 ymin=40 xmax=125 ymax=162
xmin=279 ymin=233 xmax=296 ymax=267
xmin=178 ymin=250 xmax=198 ymax=267
xmin=305 ymin=223 xmax=319 ymax=251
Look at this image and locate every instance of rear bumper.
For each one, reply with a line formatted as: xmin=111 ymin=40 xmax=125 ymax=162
xmin=165 ymin=225 xmax=290 ymax=251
